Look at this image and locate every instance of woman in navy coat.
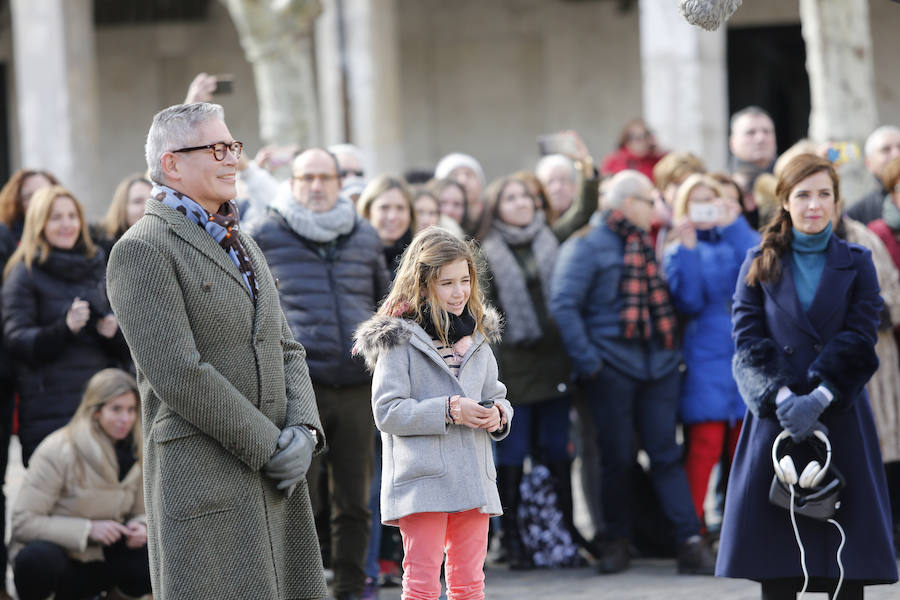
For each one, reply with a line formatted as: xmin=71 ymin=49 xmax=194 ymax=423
xmin=716 ymin=154 xmax=898 ymax=599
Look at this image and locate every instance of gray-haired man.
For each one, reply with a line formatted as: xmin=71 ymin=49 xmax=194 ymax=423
xmin=107 ymin=102 xmax=327 ymax=599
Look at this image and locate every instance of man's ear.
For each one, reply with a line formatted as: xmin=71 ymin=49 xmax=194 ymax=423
xmin=161 ymin=152 xmax=180 ymax=183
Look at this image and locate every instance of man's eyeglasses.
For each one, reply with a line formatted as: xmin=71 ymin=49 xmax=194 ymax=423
xmin=294 ymin=173 xmax=340 ymax=184
xmin=172 ymin=141 xmax=243 ymax=161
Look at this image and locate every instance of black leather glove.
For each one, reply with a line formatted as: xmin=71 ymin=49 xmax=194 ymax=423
xmin=263 ymin=426 xmax=316 ymax=492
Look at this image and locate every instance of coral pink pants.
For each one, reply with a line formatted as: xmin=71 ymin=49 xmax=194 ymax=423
xmin=684 ymin=420 xmax=742 ymax=527
xmin=397 ymin=509 xmax=489 ymax=600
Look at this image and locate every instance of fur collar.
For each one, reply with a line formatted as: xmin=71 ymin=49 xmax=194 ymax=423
xmin=354 ymin=306 xmax=502 ymax=372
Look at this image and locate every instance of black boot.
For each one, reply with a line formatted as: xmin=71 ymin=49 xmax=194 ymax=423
xmin=676 ymin=534 xmax=716 ymax=575
xmin=596 ymin=537 xmax=630 ymax=574
xmin=497 ymin=465 xmax=533 ymax=570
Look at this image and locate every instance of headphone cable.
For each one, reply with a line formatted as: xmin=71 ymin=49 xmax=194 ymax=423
xmin=827 ymin=518 xmax=846 ymax=599
xmin=789 ymin=485 xmax=847 ymax=599
xmin=789 ymin=484 xmax=810 ymax=598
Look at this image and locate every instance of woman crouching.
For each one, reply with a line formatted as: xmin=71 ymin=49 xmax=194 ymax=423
xmin=10 ymin=368 xmax=150 ymax=600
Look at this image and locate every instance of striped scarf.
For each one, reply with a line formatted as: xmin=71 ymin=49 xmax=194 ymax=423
xmin=604 ymin=209 xmax=676 ymax=349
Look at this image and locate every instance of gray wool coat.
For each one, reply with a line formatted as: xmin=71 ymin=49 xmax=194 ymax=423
xmin=353 ymin=309 xmax=512 ymax=525
xmin=106 ymin=198 xmax=328 ymax=600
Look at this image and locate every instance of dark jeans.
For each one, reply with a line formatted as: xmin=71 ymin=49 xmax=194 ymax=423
xmin=13 ymin=539 xmax=151 ymax=600
xmin=583 ymin=364 xmax=699 ymax=545
xmin=0 ymin=383 xmax=13 ymax=582
xmin=364 ymin=433 xmax=382 ymax=580
xmin=495 ymin=395 xmax=572 ymax=466
xmin=306 ymin=382 xmax=374 ymax=597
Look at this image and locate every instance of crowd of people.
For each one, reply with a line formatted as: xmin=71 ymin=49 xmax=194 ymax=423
xmin=0 ymin=70 xmax=898 ymax=600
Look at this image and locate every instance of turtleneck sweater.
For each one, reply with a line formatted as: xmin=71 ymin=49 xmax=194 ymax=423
xmin=790 ymin=221 xmax=832 ymax=312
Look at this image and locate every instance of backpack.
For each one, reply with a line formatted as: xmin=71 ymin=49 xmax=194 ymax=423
xmin=517 ymin=463 xmax=583 ymax=568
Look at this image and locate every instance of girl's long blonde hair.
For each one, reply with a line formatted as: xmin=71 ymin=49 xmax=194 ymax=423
xmin=379 ymin=227 xmax=487 ymax=346
xmin=3 ymin=185 xmax=96 ymax=279
xmin=65 ymin=368 xmax=142 ymax=483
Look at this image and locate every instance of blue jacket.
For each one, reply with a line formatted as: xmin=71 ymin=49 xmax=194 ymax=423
xmin=663 ymin=219 xmax=759 ymax=423
xmin=550 ymin=215 xmax=680 ymax=382
xmin=716 ymin=235 xmax=897 ymax=584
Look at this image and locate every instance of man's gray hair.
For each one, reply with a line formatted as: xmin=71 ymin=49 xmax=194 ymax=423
xmin=535 ymin=154 xmax=576 ymax=184
xmin=729 ymin=105 xmax=772 ymax=135
xmin=605 ymin=170 xmax=652 ymax=209
xmin=864 ymin=125 xmax=900 ymax=158
xmin=145 ymin=102 xmax=225 ymax=184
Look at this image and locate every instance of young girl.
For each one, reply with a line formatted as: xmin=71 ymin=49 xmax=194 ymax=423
xmin=354 ymin=227 xmax=513 ymax=600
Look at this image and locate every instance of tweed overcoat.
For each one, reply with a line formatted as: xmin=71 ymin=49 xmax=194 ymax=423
xmin=106 ymin=198 xmax=328 ymax=600
xmin=353 ymin=309 xmax=513 ymax=525
xmin=716 ymin=237 xmax=898 ymax=585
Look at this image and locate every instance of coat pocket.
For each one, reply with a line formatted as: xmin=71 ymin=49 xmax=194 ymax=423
xmin=483 ymin=436 xmax=497 ymax=482
xmin=390 ymin=435 xmax=446 ymax=486
xmin=151 ymin=415 xmax=253 ymax=521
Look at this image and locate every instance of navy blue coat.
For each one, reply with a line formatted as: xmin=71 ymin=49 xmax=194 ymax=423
xmin=663 ymin=219 xmax=759 ymax=423
xmin=716 ymin=235 xmax=898 ymax=584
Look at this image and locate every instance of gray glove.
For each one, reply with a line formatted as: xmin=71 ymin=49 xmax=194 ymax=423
xmin=263 ymin=426 xmax=316 ymax=491
xmin=776 ymin=387 xmax=831 ymax=442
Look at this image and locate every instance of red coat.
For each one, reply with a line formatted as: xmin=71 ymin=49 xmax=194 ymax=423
xmin=600 ymin=147 xmax=663 ymax=179
xmin=868 ymin=219 xmax=900 ymax=345
xmin=868 ymin=219 xmax=900 ymax=273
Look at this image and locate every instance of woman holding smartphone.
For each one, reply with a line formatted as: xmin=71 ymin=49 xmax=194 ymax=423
xmin=663 ymin=174 xmax=759 ymax=530
xmin=2 ymin=186 xmax=130 ymax=464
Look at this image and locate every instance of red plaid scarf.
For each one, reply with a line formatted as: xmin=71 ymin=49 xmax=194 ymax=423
xmin=604 ymin=209 xmax=676 ymax=349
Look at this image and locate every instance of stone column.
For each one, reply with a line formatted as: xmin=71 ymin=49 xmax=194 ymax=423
xmin=11 ymin=0 xmax=101 ymax=214
xmin=800 ymin=0 xmax=877 ymax=201
xmin=639 ymin=0 xmax=728 ymax=171
xmin=341 ymin=0 xmax=405 ymax=175
xmin=315 ymin=0 xmax=347 ymax=147
xmin=223 ymin=0 xmax=322 ymax=147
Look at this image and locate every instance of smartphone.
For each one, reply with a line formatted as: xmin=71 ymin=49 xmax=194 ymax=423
xmin=478 ymin=399 xmax=494 ymax=408
xmin=537 ymin=132 xmax=577 ymax=156
xmin=689 ymin=203 xmax=720 ymax=223
xmin=212 ymin=75 xmax=234 ymax=95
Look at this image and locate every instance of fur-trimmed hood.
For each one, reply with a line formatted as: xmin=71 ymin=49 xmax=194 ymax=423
xmin=354 ymin=306 xmax=502 ymax=372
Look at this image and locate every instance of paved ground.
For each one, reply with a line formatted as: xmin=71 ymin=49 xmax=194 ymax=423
xmin=363 ymin=559 xmax=900 ymax=600
xmin=5 ymin=437 xmax=898 ymax=599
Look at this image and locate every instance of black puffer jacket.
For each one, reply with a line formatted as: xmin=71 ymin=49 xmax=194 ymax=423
xmin=1 ymin=247 xmax=130 ymax=461
xmin=247 ymin=211 xmax=390 ymax=386
xmin=0 ymin=223 xmax=17 ymax=383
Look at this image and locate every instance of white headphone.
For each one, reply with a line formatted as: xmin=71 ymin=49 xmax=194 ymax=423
xmin=771 ymin=429 xmax=832 ymax=489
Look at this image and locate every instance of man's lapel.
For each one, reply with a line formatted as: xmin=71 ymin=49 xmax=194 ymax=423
xmin=147 ymin=199 xmax=251 ymax=298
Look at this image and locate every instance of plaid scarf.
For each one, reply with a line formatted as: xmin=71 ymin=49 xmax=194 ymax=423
xmin=604 ymin=209 xmax=675 ymax=349
xmin=154 ymin=184 xmax=259 ymax=302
